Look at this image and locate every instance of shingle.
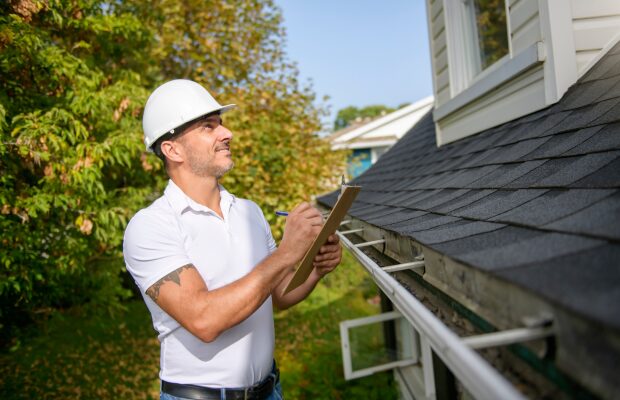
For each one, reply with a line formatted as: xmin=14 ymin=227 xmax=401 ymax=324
xmin=412 ymin=221 xmax=505 ymax=245
xmin=415 ymin=170 xmax=455 ymax=189
xmin=597 ymin=79 xmax=620 ymax=103
xmin=390 ymin=213 xmax=462 ymax=234
xmin=432 ymin=226 xmax=544 ymax=256
xmin=432 ymin=189 xmax=496 ymax=213
xmin=563 ymin=123 xmax=620 ymax=156
xmin=478 ymin=137 xmax=551 ymax=165
xmin=572 ymin=156 xmax=620 ymax=188
xmin=561 ymin=77 xmax=619 ymax=110
xmin=491 ymin=122 xmax=538 ymax=147
xmin=436 ymin=165 xmax=502 ymax=188
xmin=590 ymin=97 xmax=620 ymax=125
xmin=533 ymin=151 xmax=620 ymax=187
xmin=413 ymin=189 xmax=470 ymax=210
xmin=522 ymin=126 xmax=603 ymax=160
xmin=518 ymin=111 xmax=571 ymax=140
xmin=451 ymin=189 xmax=547 ymax=220
xmin=384 ymin=191 xmax=419 ymax=207
xmin=456 ymin=232 xmax=604 ymax=270
xmin=355 ymin=206 xmax=402 ymax=221
xmin=375 ymin=209 xmax=429 ymax=227
xmin=545 ymin=191 xmax=620 ymax=240
xmin=459 ymin=149 xmax=497 ymax=169
xmin=546 ymin=98 xmax=620 ymax=135
xmin=350 ymin=203 xmax=379 ymax=216
xmin=318 ymin=192 xmax=339 ymax=207
xmin=491 ymin=189 xmax=616 ymax=226
xmin=581 ymin=52 xmax=620 ymax=82
xmin=505 ymin=158 xmax=574 ymax=188
xmin=467 ymin=160 xmax=546 ymax=188
xmin=356 ymin=190 xmax=386 ymax=204
xmin=495 ymin=244 xmax=620 ymax=330
xmin=401 ymin=189 xmax=445 ymax=208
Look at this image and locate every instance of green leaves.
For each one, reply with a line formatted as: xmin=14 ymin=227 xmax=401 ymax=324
xmin=0 ymin=0 xmax=346 ymax=341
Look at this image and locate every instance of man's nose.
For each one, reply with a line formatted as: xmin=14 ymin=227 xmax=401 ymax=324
xmin=217 ymin=125 xmax=233 ymax=141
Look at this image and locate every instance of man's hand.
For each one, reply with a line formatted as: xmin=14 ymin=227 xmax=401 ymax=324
xmin=312 ymin=233 xmax=342 ymax=277
xmin=279 ymin=202 xmax=323 ymax=265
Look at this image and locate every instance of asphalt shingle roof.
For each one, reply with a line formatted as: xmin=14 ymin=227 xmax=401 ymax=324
xmin=318 ymin=41 xmax=620 ymax=331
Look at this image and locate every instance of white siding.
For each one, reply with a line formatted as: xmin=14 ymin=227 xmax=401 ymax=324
xmin=429 ymin=0 xmax=450 ymax=107
xmin=571 ymin=0 xmax=620 ymax=75
xmin=509 ymin=0 xmax=541 ymax=54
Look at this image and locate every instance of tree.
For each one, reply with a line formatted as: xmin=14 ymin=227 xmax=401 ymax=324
xmin=0 ymin=0 xmax=345 ymax=342
xmin=333 ymin=104 xmax=396 ymax=131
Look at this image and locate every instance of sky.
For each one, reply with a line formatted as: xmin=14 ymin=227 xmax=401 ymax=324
xmin=274 ymin=0 xmax=433 ymax=130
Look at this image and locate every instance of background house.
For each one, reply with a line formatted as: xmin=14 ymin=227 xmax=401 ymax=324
xmin=328 ymin=97 xmax=433 ymax=178
xmin=320 ymin=1 xmax=620 ymax=399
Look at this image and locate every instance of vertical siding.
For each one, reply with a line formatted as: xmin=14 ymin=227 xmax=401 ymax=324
xmin=571 ymin=0 xmax=620 ymax=74
xmin=509 ymin=0 xmax=541 ymax=54
xmin=429 ymin=0 xmax=449 ymax=107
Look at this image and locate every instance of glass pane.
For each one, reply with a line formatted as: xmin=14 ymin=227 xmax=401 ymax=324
xmin=471 ymin=0 xmax=509 ymax=70
xmin=349 ymin=317 xmax=414 ymax=371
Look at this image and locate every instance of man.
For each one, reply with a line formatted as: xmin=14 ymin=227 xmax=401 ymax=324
xmin=123 ymin=79 xmax=342 ymax=400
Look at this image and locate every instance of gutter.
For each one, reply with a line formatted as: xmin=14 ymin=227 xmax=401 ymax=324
xmin=337 ymin=230 xmax=527 ymax=400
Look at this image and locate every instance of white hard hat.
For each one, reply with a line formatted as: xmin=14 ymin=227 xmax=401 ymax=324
xmin=142 ymin=79 xmax=236 ymax=152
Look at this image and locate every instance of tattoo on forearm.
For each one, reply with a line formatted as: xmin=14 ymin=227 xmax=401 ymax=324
xmin=146 ymin=264 xmax=194 ymax=302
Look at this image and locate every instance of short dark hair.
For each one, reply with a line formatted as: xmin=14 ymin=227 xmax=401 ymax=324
xmin=151 ymin=111 xmax=222 ymax=161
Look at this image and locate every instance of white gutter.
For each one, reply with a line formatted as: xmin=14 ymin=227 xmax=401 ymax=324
xmin=337 ymin=231 xmax=526 ymax=400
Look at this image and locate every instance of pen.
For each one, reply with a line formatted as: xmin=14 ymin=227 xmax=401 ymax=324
xmin=275 ymin=210 xmax=289 ymax=217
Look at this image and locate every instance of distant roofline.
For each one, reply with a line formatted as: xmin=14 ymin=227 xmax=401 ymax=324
xmin=329 ymin=96 xmax=434 ymax=144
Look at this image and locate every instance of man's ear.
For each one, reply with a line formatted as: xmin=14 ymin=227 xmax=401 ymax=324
xmin=160 ymin=140 xmax=184 ymax=164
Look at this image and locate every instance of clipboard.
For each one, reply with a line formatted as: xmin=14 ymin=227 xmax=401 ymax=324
xmin=282 ymin=185 xmax=361 ymax=295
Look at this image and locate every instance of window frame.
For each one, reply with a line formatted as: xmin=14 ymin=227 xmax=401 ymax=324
xmin=339 ymin=311 xmax=419 ymax=380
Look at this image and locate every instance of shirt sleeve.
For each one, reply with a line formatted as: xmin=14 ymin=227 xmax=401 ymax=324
xmin=251 ymin=201 xmax=277 ymax=254
xmin=123 ymin=210 xmax=192 ymax=294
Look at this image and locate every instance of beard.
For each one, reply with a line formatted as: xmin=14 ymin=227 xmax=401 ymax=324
xmin=185 ymin=147 xmax=234 ymax=179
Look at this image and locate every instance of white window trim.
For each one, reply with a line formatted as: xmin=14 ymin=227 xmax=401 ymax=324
xmin=435 ymin=42 xmax=545 ymax=120
xmin=539 ymin=0 xmax=578 ymax=104
xmin=339 ymin=311 xmax=418 ymax=380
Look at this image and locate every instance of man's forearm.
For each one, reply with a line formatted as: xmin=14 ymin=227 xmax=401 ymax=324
xmin=154 ymin=248 xmax=297 ymax=343
xmin=271 ymin=268 xmax=323 ymax=310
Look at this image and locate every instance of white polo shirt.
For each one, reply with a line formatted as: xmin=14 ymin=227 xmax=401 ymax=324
xmin=123 ymin=179 xmax=277 ymax=387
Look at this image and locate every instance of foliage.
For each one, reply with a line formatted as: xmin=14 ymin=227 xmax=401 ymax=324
xmin=333 ymin=104 xmax=396 ymax=131
xmin=0 ymin=0 xmax=346 ymax=342
xmin=0 ymin=251 xmax=397 ymax=399
xmin=0 ymin=0 xmax=159 ymax=342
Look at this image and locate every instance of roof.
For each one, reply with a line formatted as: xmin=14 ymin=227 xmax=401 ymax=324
xmin=319 ymin=41 xmax=620 ymax=331
xmin=329 ymin=96 xmax=434 ymax=150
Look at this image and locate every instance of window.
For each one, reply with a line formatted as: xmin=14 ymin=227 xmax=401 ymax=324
xmin=347 ymin=148 xmax=372 ymax=178
xmin=469 ymin=0 xmax=509 ymax=72
xmin=445 ymin=0 xmax=511 ymax=96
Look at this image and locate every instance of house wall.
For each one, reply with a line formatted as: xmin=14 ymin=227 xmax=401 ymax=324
xmin=428 ymin=0 xmax=620 ymax=145
xmin=571 ymin=1 xmax=620 ymax=74
xmin=428 ymin=0 xmax=451 ymax=107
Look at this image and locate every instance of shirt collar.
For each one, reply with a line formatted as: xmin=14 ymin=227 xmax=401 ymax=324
xmin=164 ymin=179 xmax=235 ymax=216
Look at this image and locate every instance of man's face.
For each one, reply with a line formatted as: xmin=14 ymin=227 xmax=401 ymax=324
xmin=178 ymin=114 xmax=234 ymax=179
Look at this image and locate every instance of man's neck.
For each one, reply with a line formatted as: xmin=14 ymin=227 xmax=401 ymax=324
xmin=171 ymin=174 xmax=224 ymax=218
